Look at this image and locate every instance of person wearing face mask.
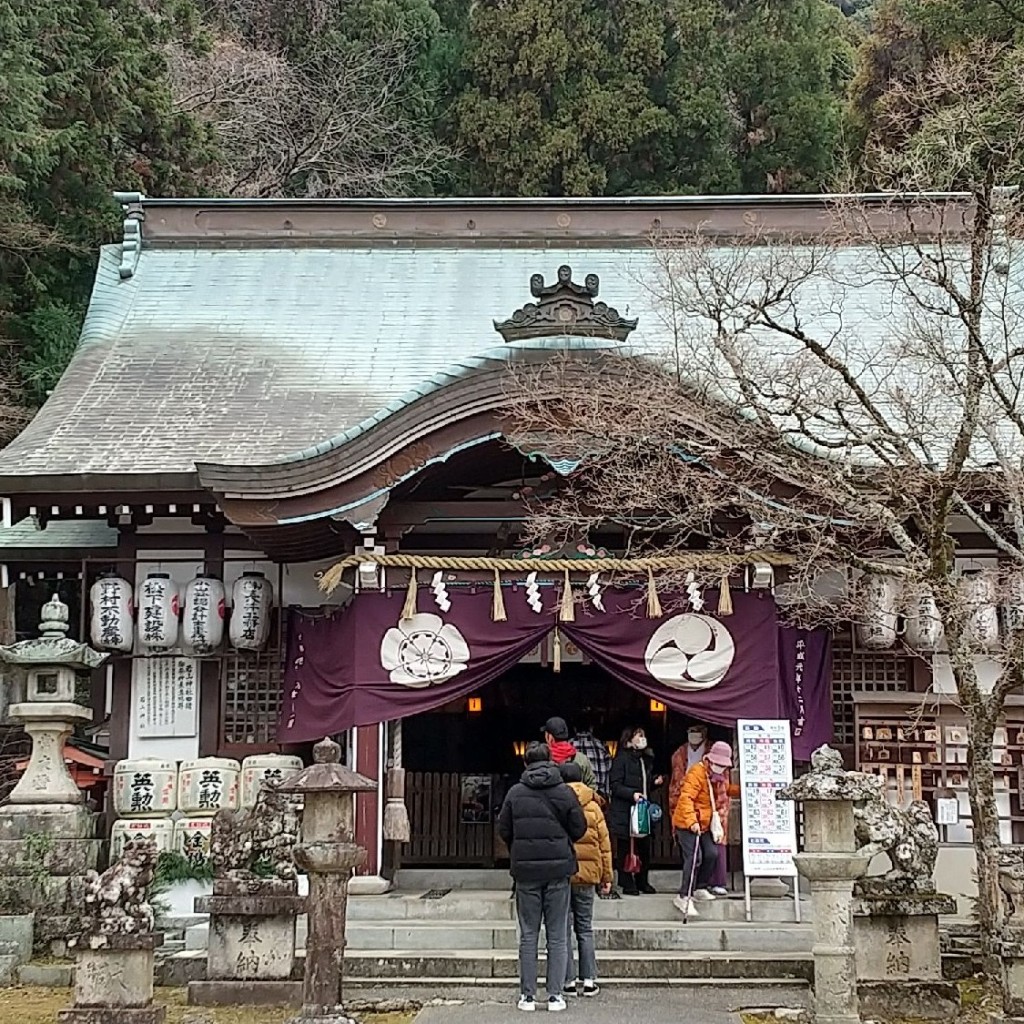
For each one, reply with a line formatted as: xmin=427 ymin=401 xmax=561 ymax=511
xmin=671 ymin=741 xmax=739 ymax=916
xmin=607 ymin=726 xmax=664 ymax=896
xmin=669 ymin=724 xmax=708 ymax=824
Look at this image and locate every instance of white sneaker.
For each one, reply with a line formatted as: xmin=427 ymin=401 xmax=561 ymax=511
xmin=710 ymin=886 xmax=728 ymax=897
xmin=692 ymin=888 xmax=716 ymax=901
xmin=518 ymin=996 xmax=536 ymax=1012
xmin=547 ymin=996 xmax=567 ymax=1012
xmin=673 ymin=894 xmax=699 ymax=916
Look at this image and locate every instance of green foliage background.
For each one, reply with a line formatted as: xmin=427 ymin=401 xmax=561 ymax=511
xmin=0 ymin=0 xmax=1018 ymax=424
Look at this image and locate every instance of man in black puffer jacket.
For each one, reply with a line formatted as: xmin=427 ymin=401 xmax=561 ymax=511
xmin=498 ymin=741 xmax=587 ymax=1013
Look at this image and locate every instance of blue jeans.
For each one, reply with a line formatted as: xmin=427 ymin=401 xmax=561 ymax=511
xmin=564 ymin=884 xmax=598 ymax=985
xmin=515 ymin=877 xmax=571 ymax=999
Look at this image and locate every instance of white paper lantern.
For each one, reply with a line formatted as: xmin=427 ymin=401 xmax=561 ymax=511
xmin=856 ymin=574 xmax=900 ymax=650
xmin=136 ymin=572 xmax=180 ymax=651
xmin=1005 ymin=573 xmax=1024 ymax=633
xmin=904 ymin=588 xmax=943 ymax=652
xmin=964 ymin=574 xmax=1000 ymax=651
xmin=229 ymin=571 xmax=273 ymax=651
xmin=183 ymin=574 xmax=226 ymax=655
xmin=89 ymin=573 xmax=133 ymax=653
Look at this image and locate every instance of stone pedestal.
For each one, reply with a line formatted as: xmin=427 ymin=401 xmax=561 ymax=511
xmin=993 ymin=935 xmax=1024 ymax=1024
xmin=58 ymin=933 xmax=165 ymax=1024
xmin=853 ymin=889 xmax=960 ymax=1019
xmin=188 ymin=879 xmax=305 ymax=1005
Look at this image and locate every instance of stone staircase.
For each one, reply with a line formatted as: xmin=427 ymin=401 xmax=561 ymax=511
xmin=159 ymin=874 xmax=815 ymax=988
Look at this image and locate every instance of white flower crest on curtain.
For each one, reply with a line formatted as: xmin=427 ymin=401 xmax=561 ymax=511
xmin=380 ymin=612 xmax=471 ymax=687
xmin=643 ymin=613 xmax=735 ymax=690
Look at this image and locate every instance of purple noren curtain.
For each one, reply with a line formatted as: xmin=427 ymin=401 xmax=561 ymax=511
xmin=279 ymin=586 xmax=833 ymax=746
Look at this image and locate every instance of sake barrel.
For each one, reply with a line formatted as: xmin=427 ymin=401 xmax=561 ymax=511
xmin=110 ymin=818 xmax=175 ymax=862
xmin=173 ymin=816 xmax=213 ymax=869
xmin=178 ymin=757 xmax=240 ymax=816
xmin=240 ymin=754 xmax=303 ymax=808
xmin=112 ymin=758 xmax=178 ymax=817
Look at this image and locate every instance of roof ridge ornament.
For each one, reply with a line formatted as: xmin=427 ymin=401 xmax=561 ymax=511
xmin=113 ymin=191 xmax=145 ymax=280
xmin=494 ymin=265 xmax=638 ymax=343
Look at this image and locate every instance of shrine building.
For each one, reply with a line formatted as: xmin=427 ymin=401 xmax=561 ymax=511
xmin=0 ymin=193 xmax=1016 ymax=900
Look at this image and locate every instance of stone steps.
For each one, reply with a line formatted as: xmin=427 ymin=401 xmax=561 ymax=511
xmin=346 ymin=891 xmax=806 ymax=924
xmin=156 ymin=947 xmax=814 ymax=988
xmin=184 ymin=918 xmax=813 ymax=954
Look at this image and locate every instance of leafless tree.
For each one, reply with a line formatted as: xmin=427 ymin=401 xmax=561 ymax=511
xmin=505 ymin=43 xmax=1024 ymax=943
xmin=165 ymin=32 xmax=452 ymax=198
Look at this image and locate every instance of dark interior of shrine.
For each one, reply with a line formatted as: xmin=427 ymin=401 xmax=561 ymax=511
xmin=402 ymin=659 xmax=733 ymax=778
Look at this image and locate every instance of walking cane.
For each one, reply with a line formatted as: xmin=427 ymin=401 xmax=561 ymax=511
xmin=682 ymin=832 xmax=700 ymax=925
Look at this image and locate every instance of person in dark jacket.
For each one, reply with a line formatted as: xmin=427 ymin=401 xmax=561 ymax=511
xmin=608 ymin=725 xmax=664 ymax=896
xmin=498 ymin=741 xmax=588 ymax=1013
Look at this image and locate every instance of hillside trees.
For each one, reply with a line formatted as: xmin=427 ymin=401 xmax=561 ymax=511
xmin=0 ymin=0 xmax=212 ymax=423
xmin=455 ymin=0 xmax=853 ymax=196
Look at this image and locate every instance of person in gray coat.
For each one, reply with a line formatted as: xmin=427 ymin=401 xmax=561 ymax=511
xmin=498 ymin=741 xmax=587 ymax=1013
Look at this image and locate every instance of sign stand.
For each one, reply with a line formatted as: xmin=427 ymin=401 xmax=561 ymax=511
xmin=737 ymin=718 xmax=800 ymax=923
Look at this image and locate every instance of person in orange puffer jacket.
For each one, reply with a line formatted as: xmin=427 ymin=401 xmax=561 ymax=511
xmin=671 ymin=741 xmax=739 ymax=918
xmin=559 ymin=760 xmax=612 ymax=997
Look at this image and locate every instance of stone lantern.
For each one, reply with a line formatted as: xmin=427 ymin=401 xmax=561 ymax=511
xmin=778 ymin=747 xmax=873 ymax=1024
xmin=2 ymin=594 xmax=107 ymax=820
xmin=278 ymin=736 xmax=376 ymax=1024
xmin=0 ymin=594 xmax=109 ymax=954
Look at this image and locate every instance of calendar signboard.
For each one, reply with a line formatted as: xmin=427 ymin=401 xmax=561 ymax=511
xmin=737 ymin=718 xmax=799 ymax=879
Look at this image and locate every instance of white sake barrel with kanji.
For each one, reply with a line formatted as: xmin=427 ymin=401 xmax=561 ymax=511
xmin=178 ymin=757 xmax=240 ymax=816
xmin=111 ymin=818 xmax=175 ymax=862
xmin=173 ymin=816 xmax=213 ymax=868
xmin=240 ymin=754 xmax=303 ymax=808
xmin=112 ymin=759 xmax=178 ymax=818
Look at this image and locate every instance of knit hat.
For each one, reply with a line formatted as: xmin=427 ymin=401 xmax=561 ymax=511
xmin=707 ymin=741 xmax=733 ymax=769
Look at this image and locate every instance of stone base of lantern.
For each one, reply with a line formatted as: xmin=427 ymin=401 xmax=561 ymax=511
xmin=0 ymin=805 xmax=101 ymax=956
xmin=853 ymin=890 xmax=959 ymax=1020
xmin=61 ymin=934 xmax=164 ymax=1024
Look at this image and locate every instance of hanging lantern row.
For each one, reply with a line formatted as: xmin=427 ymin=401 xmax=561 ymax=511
xmin=856 ymin=571 xmax=1013 ymax=653
xmin=89 ymin=571 xmax=273 ymax=654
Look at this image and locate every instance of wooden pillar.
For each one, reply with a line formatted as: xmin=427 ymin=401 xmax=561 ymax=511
xmin=198 ymin=531 xmax=225 ymax=757
xmin=354 ymin=725 xmax=381 ymax=876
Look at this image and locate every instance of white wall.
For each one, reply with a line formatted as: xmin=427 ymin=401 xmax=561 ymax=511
xmin=128 ymin=549 xmax=203 ymax=761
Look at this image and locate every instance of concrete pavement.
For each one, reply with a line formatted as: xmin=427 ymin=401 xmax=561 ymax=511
xmin=409 ymin=985 xmax=808 ymax=1024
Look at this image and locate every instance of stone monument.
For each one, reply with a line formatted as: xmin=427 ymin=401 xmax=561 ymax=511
xmin=850 ymin=785 xmax=958 ymax=1019
xmin=278 ymin=737 xmax=376 ymax=1024
xmin=778 ymin=746 xmax=874 ymax=1024
xmin=0 ymin=595 xmax=107 ymax=952
xmin=188 ymin=786 xmax=304 ymax=1007
xmin=59 ymin=837 xmax=164 ymax=1024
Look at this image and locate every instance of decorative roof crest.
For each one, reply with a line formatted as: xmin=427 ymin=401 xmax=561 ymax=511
xmin=494 ymin=265 xmax=638 ymax=343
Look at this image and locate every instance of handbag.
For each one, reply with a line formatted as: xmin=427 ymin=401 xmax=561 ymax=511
xmin=636 ymin=756 xmax=664 ymax=826
xmin=630 ymin=799 xmax=651 ymax=838
xmin=708 ymin=774 xmax=725 ymax=844
xmin=623 ymin=837 xmax=642 ymax=874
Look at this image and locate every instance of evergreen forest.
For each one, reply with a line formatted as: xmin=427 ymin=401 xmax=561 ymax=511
xmin=0 ymin=0 xmax=1021 ymax=424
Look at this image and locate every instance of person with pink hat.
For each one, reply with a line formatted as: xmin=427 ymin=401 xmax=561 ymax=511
xmin=670 ymin=740 xmax=739 ymax=917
